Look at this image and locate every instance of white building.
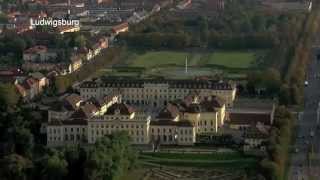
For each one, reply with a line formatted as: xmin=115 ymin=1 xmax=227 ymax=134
xmin=79 ymin=77 xmax=236 ymax=107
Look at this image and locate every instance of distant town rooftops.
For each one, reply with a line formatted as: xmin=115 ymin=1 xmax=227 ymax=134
xmin=24 ymin=45 xmax=48 ymax=54
xmin=111 ymin=22 xmax=129 ymax=33
xmin=228 ymin=112 xmax=272 ymax=126
xmin=150 ymin=119 xmax=194 ymax=127
xmin=105 ymin=103 xmax=134 ymax=115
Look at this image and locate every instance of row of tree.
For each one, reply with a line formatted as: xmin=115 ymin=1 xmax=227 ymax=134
xmin=118 ymin=31 xmax=275 ymax=50
xmin=208 ymin=33 xmax=275 ymax=50
xmin=54 ymin=47 xmax=122 ymax=93
xmin=283 ymin=4 xmax=320 ymax=106
xmin=259 ymin=106 xmax=294 ymax=180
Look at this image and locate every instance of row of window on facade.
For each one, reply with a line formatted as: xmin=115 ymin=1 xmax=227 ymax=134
xmin=152 ymin=135 xmax=193 ymax=142
xmin=90 ymin=124 xmax=144 ymax=129
xmin=90 ymin=137 xmax=145 ymax=143
xmin=49 ymin=134 xmax=85 ymax=142
xmin=90 ymin=129 xmax=145 ymax=136
xmin=82 ymin=88 xmax=225 ymax=94
xmin=151 ymin=128 xmax=193 ymax=135
xmin=48 ymin=127 xmax=86 ymax=134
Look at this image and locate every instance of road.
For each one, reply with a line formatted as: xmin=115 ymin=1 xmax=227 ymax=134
xmin=288 ymin=47 xmax=320 ymax=180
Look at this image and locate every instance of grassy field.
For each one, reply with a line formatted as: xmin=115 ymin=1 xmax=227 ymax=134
xmin=203 ymin=51 xmax=256 ymax=68
xmin=128 ymin=50 xmax=258 ymax=69
xmin=140 ymin=152 xmax=257 ymax=168
xmin=93 ymin=50 xmax=264 ymax=80
xmin=130 ymin=51 xmax=189 ymax=67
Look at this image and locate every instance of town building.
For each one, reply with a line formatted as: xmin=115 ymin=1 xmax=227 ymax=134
xmin=207 ymin=0 xmax=225 ymax=11
xmin=9 ymin=72 xmax=49 ymax=101
xmin=56 ymin=25 xmax=80 ymax=34
xmin=111 ymin=22 xmax=129 ymax=35
xmin=23 ymin=45 xmax=57 ymax=62
xmin=242 ymin=124 xmax=269 ymax=153
xmin=227 ymin=103 xmax=275 ymax=130
xmin=68 ymin=55 xmax=83 ymax=72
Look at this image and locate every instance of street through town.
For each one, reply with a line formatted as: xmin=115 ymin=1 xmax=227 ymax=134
xmin=288 ymin=46 xmax=320 ymax=180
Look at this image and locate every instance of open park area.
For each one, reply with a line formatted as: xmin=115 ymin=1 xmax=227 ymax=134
xmin=127 ymin=50 xmax=259 ymax=69
xmin=93 ymin=50 xmax=266 ymax=80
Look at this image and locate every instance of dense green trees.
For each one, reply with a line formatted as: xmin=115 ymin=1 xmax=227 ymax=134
xmin=119 ymin=32 xmax=190 ymax=49
xmin=0 ymin=83 xmax=20 ymax=108
xmin=0 ymin=154 xmax=33 ymax=180
xmin=54 ymin=47 xmax=121 ymax=93
xmin=244 ymin=68 xmax=281 ymax=98
xmin=0 ymin=33 xmax=28 ymax=65
xmin=260 ymin=106 xmax=294 ymax=180
xmin=40 ymin=151 xmax=68 ymax=180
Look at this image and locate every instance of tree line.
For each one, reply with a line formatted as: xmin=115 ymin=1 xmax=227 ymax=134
xmin=259 ymin=106 xmax=294 ymax=180
xmin=54 ymin=47 xmax=122 ymax=93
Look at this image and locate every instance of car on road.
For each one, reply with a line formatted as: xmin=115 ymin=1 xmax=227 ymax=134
xmin=298 ymin=135 xmax=302 ymax=138
xmin=310 ymin=131 xmax=314 ymax=137
xmin=305 ymin=81 xmax=309 ymax=87
xmin=295 ymin=148 xmax=299 ymax=153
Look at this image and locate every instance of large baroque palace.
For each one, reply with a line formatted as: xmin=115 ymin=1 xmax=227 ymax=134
xmin=79 ymin=77 xmax=236 ymax=107
xmin=46 ymin=77 xmax=236 ymax=147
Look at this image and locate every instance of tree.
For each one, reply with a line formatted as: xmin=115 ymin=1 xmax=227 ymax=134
xmin=84 ymin=132 xmax=137 ymax=180
xmin=198 ymin=16 xmax=209 ymax=44
xmin=0 ymin=83 xmax=20 ymax=108
xmin=64 ymin=146 xmax=86 ymax=180
xmin=252 ymin=15 xmax=266 ymax=32
xmin=0 ymin=154 xmax=32 ymax=180
xmin=279 ymin=84 xmax=290 ymax=105
xmin=259 ymin=158 xmax=279 ymax=180
xmin=13 ymin=128 xmax=34 ymax=157
xmin=55 ymin=76 xmax=72 ymax=93
xmin=40 ymin=152 xmax=68 ymax=180
xmin=0 ymin=13 xmax=8 ymax=23
xmin=264 ymin=68 xmax=281 ymax=96
xmin=84 ymin=147 xmax=112 ymax=180
xmin=74 ymin=35 xmax=87 ymax=48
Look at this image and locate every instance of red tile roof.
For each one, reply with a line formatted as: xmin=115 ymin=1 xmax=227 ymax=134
xmin=24 ymin=45 xmax=48 ymax=54
xmin=111 ymin=22 xmax=129 ymax=33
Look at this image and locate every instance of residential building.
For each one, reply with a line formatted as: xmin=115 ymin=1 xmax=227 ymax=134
xmin=23 ymin=45 xmax=57 ymax=62
xmin=68 ymin=55 xmax=82 ymax=72
xmin=207 ymin=0 xmax=225 ymax=10
xmin=56 ymin=25 xmax=80 ymax=34
xmin=111 ymin=22 xmax=129 ymax=35
xmin=227 ymin=104 xmax=275 ymax=130
xmin=242 ymin=124 xmax=269 ymax=152
xmin=30 ymin=72 xmax=49 ymax=92
xmin=176 ymin=0 xmax=192 ymax=9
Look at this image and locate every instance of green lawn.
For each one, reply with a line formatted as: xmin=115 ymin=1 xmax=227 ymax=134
xmin=128 ymin=51 xmax=257 ymax=69
xmin=140 ymin=152 xmax=258 ymax=168
xmin=204 ymin=51 xmax=256 ymax=69
xmin=142 ymin=152 xmax=244 ymax=161
xmin=130 ymin=51 xmax=189 ymax=67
